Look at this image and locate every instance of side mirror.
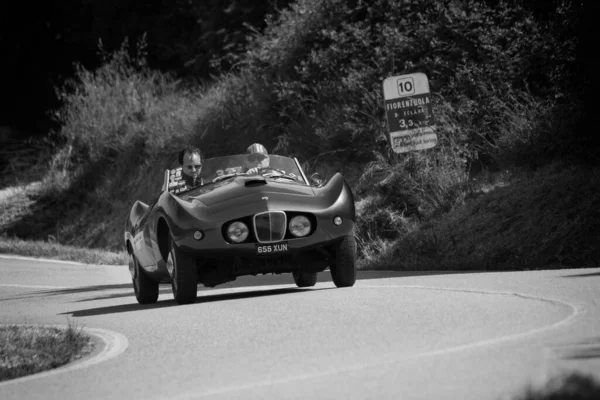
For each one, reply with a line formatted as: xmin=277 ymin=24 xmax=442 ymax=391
xmin=310 ymin=173 xmax=324 ymax=187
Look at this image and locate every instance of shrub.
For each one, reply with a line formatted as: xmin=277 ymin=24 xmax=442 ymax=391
xmin=239 ymin=0 xmax=578 ymax=259
xmin=56 ymin=36 xmax=200 ymax=169
xmin=241 ymin=0 xmax=577 ymax=163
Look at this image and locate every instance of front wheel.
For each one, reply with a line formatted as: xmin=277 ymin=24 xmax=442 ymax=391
xmin=168 ymin=237 xmax=198 ymax=305
xmin=292 ymin=270 xmax=318 ymax=287
xmin=130 ymin=252 xmax=159 ymax=304
xmin=330 ymin=234 xmax=357 ymax=287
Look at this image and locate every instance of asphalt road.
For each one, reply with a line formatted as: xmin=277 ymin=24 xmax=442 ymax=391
xmin=0 ymin=255 xmax=599 ymax=400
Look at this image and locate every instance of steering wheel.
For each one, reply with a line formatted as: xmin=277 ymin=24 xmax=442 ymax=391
xmin=255 ymin=167 xmax=286 ymax=175
xmin=212 ymin=172 xmax=248 ymax=183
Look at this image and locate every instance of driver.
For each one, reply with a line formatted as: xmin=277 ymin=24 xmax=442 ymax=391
xmin=178 ymin=146 xmax=204 ymax=187
xmin=245 ymin=143 xmax=272 ymax=175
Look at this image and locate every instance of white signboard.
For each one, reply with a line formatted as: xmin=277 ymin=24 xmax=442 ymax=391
xmin=383 ymin=73 xmax=436 ymax=153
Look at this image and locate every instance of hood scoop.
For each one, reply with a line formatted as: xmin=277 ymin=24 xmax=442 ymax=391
xmin=245 ymin=178 xmax=268 ymax=187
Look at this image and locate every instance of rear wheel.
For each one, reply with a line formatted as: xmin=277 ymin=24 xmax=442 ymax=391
xmin=330 ymin=234 xmax=357 ymax=287
xmin=130 ymin=252 xmax=159 ymax=304
xmin=292 ymin=271 xmax=318 ymax=287
xmin=168 ymin=236 xmax=198 ymax=305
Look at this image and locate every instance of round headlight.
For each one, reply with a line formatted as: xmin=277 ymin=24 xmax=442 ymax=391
xmin=226 ymin=221 xmax=249 ymax=243
xmin=289 ymin=215 xmax=311 ymax=237
xmin=193 ymin=230 xmax=204 ymax=240
xmin=333 ymin=216 xmax=343 ymax=226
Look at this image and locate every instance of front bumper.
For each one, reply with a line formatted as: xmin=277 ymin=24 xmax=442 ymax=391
xmin=175 ymin=217 xmax=354 ymax=258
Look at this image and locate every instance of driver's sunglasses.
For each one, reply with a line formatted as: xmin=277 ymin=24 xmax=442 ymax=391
xmin=185 ymin=164 xmax=202 ymax=170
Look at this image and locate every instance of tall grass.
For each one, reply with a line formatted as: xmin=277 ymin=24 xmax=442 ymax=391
xmin=55 ymin=37 xmax=201 ymax=170
xmin=365 ymin=162 xmax=600 ymax=270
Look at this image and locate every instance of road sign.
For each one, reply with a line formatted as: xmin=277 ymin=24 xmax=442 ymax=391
xmin=383 ymin=73 xmax=436 ymax=153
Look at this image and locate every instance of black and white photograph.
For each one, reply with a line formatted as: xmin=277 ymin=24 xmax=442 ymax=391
xmin=0 ymin=0 xmax=597 ymax=399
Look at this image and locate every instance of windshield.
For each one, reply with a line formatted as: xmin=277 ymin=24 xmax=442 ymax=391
xmin=200 ymin=154 xmax=307 ymax=184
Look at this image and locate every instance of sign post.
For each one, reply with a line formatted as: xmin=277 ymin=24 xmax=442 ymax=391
xmin=383 ymin=73 xmax=436 ymax=153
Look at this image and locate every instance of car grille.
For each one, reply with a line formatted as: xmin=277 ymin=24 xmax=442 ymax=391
xmin=253 ymin=211 xmax=287 ymax=243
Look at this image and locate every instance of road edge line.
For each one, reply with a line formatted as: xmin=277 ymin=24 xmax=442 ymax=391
xmin=0 ymin=253 xmax=126 ymax=267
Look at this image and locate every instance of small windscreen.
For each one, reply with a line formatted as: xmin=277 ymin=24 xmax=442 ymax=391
xmin=201 ymin=154 xmax=305 ymax=183
xmin=166 ymin=154 xmax=307 ymax=194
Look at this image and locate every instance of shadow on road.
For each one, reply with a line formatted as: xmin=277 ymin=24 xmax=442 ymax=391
xmin=75 ymin=286 xmax=174 ymax=302
xmin=566 ymin=348 xmax=600 ymax=360
xmin=74 ymin=270 xmax=468 ymax=302
xmin=61 ymin=287 xmax=328 ymax=317
xmin=552 ymin=337 xmax=600 ymax=360
xmin=560 ymin=271 xmax=600 ymax=278
xmin=3 ymin=269 xmax=475 ymax=303
xmin=0 ymin=284 xmax=133 ymax=302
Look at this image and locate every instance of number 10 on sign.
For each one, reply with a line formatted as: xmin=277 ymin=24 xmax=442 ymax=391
xmin=383 ymin=72 xmax=437 ymax=154
xmin=397 ymin=77 xmax=415 ymax=96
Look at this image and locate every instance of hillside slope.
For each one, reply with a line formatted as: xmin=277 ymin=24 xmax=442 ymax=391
xmin=1 ymin=0 xmax=593 ymax=270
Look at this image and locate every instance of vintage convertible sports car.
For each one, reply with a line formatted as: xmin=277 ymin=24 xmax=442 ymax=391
xmin=124 ymin=153 xmax=356 ymax=305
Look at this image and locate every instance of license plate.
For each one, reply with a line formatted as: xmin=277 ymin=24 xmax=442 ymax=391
xmin=256 ymin=242 xmax=289 ymax=255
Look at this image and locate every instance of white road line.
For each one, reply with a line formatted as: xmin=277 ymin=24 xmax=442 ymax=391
xmin=0 ymin=283 xmax=74 ymax=290
xmin=0 ymin=325 xmax=128 ymax=387
xmin=0 ymin=254 xmax=89 ymax=265
xmin=356 ymin=284 xmax=580 ymax=349
xmin=168 ymin=284 xmax=580 ymax=400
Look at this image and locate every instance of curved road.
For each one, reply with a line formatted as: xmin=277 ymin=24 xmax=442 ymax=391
xmin=0 ymin=255 xmax=599 ymax=399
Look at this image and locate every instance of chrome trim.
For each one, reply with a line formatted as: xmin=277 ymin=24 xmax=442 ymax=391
xmin=294 ymin=157 xmax=309 ymax=185
xmin=162 ymin=169 xmax=170 ymax=192
xmin=253 ymin=211 xmax=287 ymax=243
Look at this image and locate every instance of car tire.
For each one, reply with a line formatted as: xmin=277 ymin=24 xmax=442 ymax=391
xmin=168 ymin=236 xmax=198 ymax=305
xmin=130 ymin=252 xmax=159 ymax=304
xmin=330 ymin=234 xmax=357 ymax=287
xmin=292 ymin=271 xmax=318 ymax=287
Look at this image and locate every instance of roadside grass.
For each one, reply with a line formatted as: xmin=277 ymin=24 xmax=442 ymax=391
xmin=361 ymin=162 xmax=600 ymax=271
xmin=0 ymin=182 xmax=42 ymax=235
xmin=0 ymin=322 xmax=91 ymax=382
xmin=0 ymin=137 xmax=57 ymax=192
xmin=0 ymin=237 xmax=127 ymax=265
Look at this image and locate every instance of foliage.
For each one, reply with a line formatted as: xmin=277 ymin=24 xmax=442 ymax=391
xmin=365 ymin=162 xmax=600 ymax=270
xmin=5 ymin=37 xmax=210 ymax=250
xmin=0 ymin=0 xmax=589 ymax=269
xmin=237 ymin=0 xmax=581 ymax=259
xmin=242 ymin=0 xmax=579 ymax=164
xmin=55 ymin=36 xmax=196 ymax=166
xmin=1 ymin=0 xmax=291 ymax=131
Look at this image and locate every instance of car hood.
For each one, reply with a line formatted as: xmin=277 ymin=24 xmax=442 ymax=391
xmin=162 ymin=173 xmax=352 ymax=232
xmin=181 ymin=176 xmax=315 ymax=206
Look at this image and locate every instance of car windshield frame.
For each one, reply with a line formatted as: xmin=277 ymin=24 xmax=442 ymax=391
xmin=200 ymin=154 xmax=308 ymax=186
